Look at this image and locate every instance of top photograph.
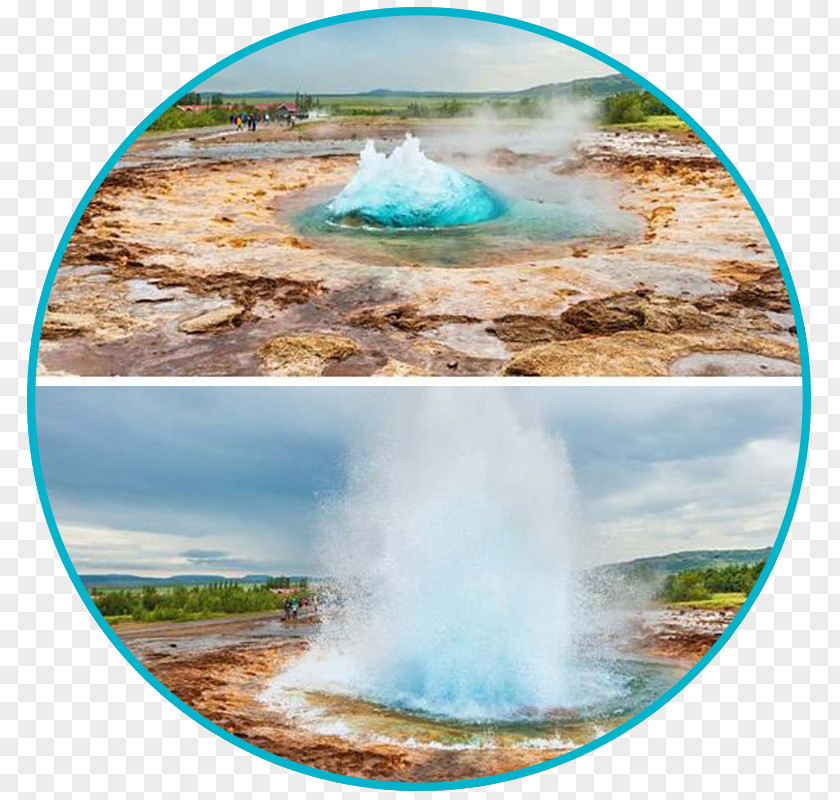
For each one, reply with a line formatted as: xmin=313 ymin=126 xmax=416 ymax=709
xmin=37 ymin=14 xmax=802 ymax=378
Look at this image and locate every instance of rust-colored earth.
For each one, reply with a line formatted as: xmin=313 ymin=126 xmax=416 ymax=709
xmin=116 ymin=605 xmax=734 ymax=783
xmin=38 ymin=119 xmax=799 ymax=377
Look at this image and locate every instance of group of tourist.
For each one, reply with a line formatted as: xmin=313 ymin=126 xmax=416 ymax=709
xmin=229 ymin=112 xmax=266 ymax=131
xmin=283 ymin=595 xmax=311 ymax=620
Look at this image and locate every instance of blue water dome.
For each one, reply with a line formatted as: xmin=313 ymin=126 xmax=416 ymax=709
xmin=325 ymin=134 xmax=506 ymax=228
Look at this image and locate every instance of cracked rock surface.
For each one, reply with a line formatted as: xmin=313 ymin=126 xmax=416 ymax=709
xmin=39 ymin=121 xmax=800 ymax=377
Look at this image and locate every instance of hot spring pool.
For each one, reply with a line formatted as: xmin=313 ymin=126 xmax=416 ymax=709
xmin=261 ymin=657 xmax=687 ymax=749
xmin=289 ymin=134 xmax=644 ymax=267
xmin=295 ymin=195 xmax=642 ymax=268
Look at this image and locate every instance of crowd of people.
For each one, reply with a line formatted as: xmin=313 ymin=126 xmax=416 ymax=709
xmin=229 ymin=110 xmax=296 ymax=131
xmin=283 ymin=595 xmax=312 ymax=620
xmin=230 ymin=112 xmax=264 ymax=131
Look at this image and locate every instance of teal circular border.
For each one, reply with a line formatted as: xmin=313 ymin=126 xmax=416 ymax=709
xmin=27 ymin=8 xmax=811 ymax=791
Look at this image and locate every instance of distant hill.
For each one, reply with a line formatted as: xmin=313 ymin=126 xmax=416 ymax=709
xmin=593 ymin=547 xmax=772 ymax=582
xmin=512 ymin=73 xmax=638 ymax=98
xmin=220 ymin=90 xmax=288 ymax=98
xmin=212 ymin=73 xmax=639 ymax=101
xmin=80 ymin=573 xmax=274 ymax=590
xmin=359 ymin=75 xmax=637 ymax=99
xmin=82 ymin=547 xmax=769 ymax=591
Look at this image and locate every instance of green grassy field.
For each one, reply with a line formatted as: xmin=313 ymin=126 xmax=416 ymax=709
xmin=603 ymin=114 xmax=690 ymax=133
xmin=667 ymin=592 xmax=748 ymax=611
xmin=103 ymin=608 xmax=283 ymax=627
xmin=170 ymin=93 xmax=490 ymax=119
xmin=224 ymin=94 xmax=476 ymax=107
xmin=142 ymin=76 xmax=691 ymax=135
xmin=139 ymin=108 xmax=689 ymax=137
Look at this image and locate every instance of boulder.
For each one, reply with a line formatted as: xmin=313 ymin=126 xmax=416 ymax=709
xmin=259 ymin=333 xmax=359 ymax=376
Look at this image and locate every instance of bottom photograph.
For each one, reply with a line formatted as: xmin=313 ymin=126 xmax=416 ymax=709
xmin=35 ymin=386 xmax=801 ymax=783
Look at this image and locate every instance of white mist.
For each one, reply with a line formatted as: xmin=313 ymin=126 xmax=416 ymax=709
xmin=279 ymin=390 xmax=587 ymax=721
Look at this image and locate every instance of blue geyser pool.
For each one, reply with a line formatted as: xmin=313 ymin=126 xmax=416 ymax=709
xmin=262 ymin=656 xmax=686 ymax=749
xmin=293 ymin=135 xmax=643 ymax=267
xmin=325 ymin=134 xmax=506 ymax=228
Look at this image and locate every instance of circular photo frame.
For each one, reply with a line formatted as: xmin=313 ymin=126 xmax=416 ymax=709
xmin=30 ymin=8 xmax=810 ymax=790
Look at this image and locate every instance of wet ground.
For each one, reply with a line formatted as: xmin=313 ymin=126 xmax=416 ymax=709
xmin=39 ymin=119 xmax=800 ymax=377
xmin=115 ymin=604 xmax=734 ymax=782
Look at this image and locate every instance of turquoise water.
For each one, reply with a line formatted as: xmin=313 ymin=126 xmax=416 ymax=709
xmin=296 ymin=195 xmax=642 ymax=267
xmin=265 ymin=657 xmax=686 ymax=748
xmin=295 ymin=134 xmax=643 ymax=266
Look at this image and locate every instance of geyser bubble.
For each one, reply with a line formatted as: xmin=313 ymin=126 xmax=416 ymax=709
xmin=272 ymin=391 xmax=625 ymax=723
xmin=325 ymin=134 xmax=507 ymax=229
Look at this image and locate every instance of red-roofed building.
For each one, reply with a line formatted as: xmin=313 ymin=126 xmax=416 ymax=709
xmin=269 ymin=587 xmax=300 ymax=596
xmin=253 ymin=102 xmax=294 ymax=111
xmin=176 ymin=104 xmax=233 ymax=112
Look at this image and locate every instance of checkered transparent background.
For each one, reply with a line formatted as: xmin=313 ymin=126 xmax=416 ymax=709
xmin=3 ymin=1 xmax=836 ymax=797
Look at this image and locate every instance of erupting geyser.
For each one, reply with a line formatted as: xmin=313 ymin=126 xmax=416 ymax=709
xmin=325 ymin=134 xmax=507 ymax=228
xmin=271 ymin=391 xmax=612 ymax=723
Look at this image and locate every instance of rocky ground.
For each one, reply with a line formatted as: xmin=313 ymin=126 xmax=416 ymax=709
xmin=38 ymin=119 xmax=800 ymax=377
xmin=628 ymin=605 xmax=739 ymax=664
xmin=115 ymin=604 xmax=734 ymax=782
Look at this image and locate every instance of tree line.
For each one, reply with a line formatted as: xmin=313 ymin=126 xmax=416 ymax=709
xmin=265 ymin=576 xmax=308 ymax=589
xmin=91 ymin=581 xmax=312 ymax=622
xmin=658 ymin=560 xmax=766 ymax=603
xmin=294 ymin=92 xmax=320 ymax=113
xmin=178 ymin=91 xmax=226 ymax=106
xmin=338 ymin=89 xmax=676 ymax=123
xmin=168 ymin=87 xmax=676 ymax=125
xmin=176 ymin=91 xmax=321 ymax=112
xmin=400 ymin=96 xmax=548 ymax=119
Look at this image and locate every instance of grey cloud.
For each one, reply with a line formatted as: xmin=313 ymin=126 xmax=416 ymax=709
xmin=197 ymin=17 xmax=614 ymax=95
xmin=37 ymin=386 xmax=802 ymax=574
xmin=180 ymin=549 xmax=230 ymax=560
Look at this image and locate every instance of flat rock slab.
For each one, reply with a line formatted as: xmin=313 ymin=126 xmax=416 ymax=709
xmin=669 ymin=351 xmax=802 ymax=377
xmin=178 ymin=305 xmax=245 ymax=334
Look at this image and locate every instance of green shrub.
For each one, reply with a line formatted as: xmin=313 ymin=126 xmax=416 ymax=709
xmin=661 ymin=572 xmax=711 ymax=602
xmin=600 ymin=90 xmax=677 ymax=125
xmin=147 ymin=106 xmax=233 ymax=132
xmin=601 ymin=92 xmax=647 ymax=124
xmin=640 ymin=93 xmax=675 ymax=116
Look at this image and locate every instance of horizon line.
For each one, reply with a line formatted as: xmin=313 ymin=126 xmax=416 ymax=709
xmin=77 ymin=544 xmax=773 ymax=581
xmin=195 ymin=71 xmax=624 ymax=98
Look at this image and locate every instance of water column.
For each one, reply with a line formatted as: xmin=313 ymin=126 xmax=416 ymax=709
xmin=325 ymin=134 xmax=507 ymax=228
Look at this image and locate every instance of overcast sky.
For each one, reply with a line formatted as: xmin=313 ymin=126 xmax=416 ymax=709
xmin=196 ymin=16 xmax=614 ymax=94
xmin=36 ymin=387 xmax=801 ymax=577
